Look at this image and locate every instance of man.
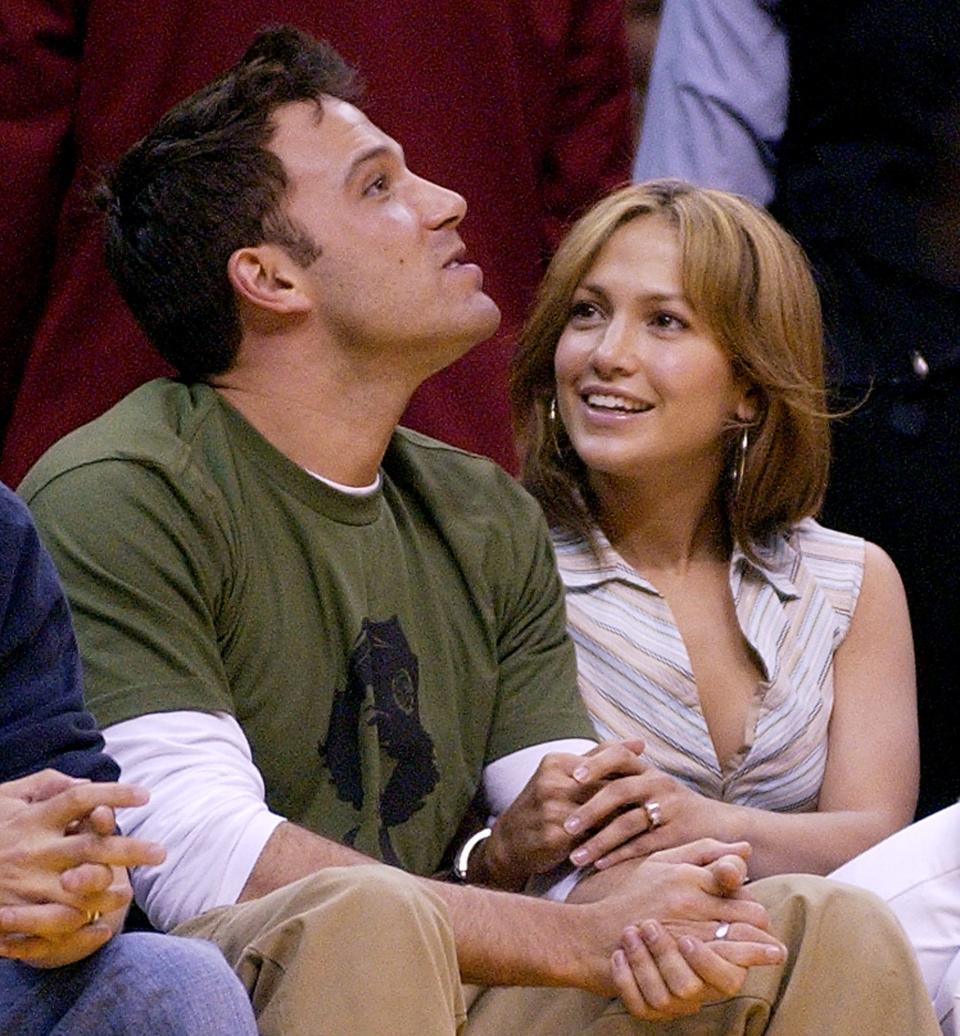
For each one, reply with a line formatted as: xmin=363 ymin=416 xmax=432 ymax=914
xmin=21 ymin=26 xmax=940 ymax=1035
xmin=0 ymin=482 xmax=258 ymax=1034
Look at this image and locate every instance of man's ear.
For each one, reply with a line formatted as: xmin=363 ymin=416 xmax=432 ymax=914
xmin=227 ymin=245 xmax=312 ymax=315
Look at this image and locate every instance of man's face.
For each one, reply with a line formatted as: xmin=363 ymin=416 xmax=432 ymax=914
xmin=267 ymin=98 xmax=501 ymax=373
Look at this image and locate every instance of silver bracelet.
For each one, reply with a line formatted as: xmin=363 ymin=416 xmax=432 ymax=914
xmin=452 ymin=826 xmax=493 ymax=882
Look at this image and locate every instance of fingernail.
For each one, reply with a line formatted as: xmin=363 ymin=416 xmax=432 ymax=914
xmin=765 ymin=945 xmax=786 ymax=962
xmin=563 ymin=815 xmax=582 ymax=834
xmin=640 ymin=921 xmax=660 ymax=945
xmin=622 ymin=926 xmax=642 ymax=951
xmin=573 ymin=766 xmax=589 ymax=782
xmin=612 ymin=949 xmax=626 ymax=968
xmin=678 ymin=937 xmax=695 ymax=954
xmin=570 ymin=847 xmax=589 ymax=865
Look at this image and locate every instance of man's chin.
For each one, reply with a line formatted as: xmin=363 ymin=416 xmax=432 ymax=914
xmin=434 ymin=299 xmax=502 ymax=368
xmin=465 ymin=295 xmax=503 ymax=348
xmin=473 ymin=295 xmax=503 ymax=343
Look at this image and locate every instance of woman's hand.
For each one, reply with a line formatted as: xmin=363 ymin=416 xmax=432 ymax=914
xmin=562 ymin=765 xmax=733 ymax=872
xmin=473 ymin=740 xmax=648 ymax=889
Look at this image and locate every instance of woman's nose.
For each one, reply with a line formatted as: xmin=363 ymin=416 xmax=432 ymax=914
xmin=590 ymin=321 xmax=638 ymax=376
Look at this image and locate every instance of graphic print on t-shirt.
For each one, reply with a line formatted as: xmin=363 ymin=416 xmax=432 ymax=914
xmin=321 ymin=615 xmax=440 ymax=864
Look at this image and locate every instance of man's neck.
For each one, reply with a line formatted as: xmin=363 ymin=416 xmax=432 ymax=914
xmin=210 ymin=359 xmax=414 ymax=487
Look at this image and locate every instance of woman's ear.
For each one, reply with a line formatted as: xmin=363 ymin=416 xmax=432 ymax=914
xmin=736 ymin=383 xmax=760 ymax=425
xmin=227 ymin=245 xmax=312 ymax=315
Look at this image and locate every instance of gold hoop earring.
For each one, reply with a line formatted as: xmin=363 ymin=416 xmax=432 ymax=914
xmin=732 ymin=426 xmax=749 ymax=495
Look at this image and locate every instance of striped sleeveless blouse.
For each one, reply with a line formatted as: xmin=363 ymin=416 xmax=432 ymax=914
xmin=553 ymin=518 xmax=865 ymax=812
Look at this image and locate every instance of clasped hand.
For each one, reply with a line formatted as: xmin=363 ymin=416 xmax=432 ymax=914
xmin=0 ymin=769 xmax=165 ymax=968
xmin=572 ymin=839 xmax=786 ymax=1021
xmin=487 ymin=742 xmax=786 ymax=1020
xmin=486 ymin=739 xmax=730 ymax=883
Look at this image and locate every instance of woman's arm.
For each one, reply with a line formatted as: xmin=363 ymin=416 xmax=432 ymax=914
xmin=556 ymin=542 xmax=918 ymax=878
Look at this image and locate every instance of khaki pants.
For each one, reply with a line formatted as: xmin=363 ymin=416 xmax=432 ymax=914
xmin=174 ymin=866 xmax=940 ymax=1036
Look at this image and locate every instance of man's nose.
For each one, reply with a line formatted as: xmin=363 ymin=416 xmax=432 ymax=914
xmin=418 ymin=176 xmax=467 ymax=229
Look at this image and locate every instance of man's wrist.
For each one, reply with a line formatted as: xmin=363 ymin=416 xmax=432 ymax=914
xmin=453 ymin=827 xmax=492 ymax=882
xmin=465 ymin=826 xmax=528 ymax=892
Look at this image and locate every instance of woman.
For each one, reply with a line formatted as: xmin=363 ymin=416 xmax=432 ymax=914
xmin=511 ymin=179 xmax=918 ymax=880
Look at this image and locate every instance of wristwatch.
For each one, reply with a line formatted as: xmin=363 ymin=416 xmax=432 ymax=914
xmin=452 ymin=826 xmax=493 ymax=882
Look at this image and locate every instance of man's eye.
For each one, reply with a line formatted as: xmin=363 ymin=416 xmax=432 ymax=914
xmin=364 ymin=174 xmax=389 ymax=196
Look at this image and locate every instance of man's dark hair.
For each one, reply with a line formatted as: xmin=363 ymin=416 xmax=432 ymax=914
xmin=96 ymin=26 xmax=360 ymax=379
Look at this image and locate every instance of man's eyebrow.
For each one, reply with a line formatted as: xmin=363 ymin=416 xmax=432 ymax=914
xmin=343 ymin=143 xmax=404 ymax=188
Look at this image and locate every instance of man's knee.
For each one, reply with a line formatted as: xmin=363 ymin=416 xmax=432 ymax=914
xmin=282 ymin=864 xmax=452 ymax=946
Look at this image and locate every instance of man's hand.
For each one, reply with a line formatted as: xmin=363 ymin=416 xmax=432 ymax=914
xmin=474 ymin=740 xmax=647 ymax=890
xmin=0 ymin=772 xmax=165 ymax=968
xmin=568 ymin=839 xmax=786 ymax=1020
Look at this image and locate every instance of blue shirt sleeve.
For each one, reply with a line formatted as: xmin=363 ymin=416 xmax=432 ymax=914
xmin=0 ymin=482 xmax=118 ymax=783
xmin=634 ymin=0 xmax=788 ymax=205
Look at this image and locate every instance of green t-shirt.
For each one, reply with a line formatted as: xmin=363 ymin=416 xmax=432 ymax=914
xmin=22 ymin=380 xmax=592 ymax=874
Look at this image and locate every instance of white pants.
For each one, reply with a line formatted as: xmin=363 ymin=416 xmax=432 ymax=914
xmin=831 ymin=803 xmax=960 ymax=1036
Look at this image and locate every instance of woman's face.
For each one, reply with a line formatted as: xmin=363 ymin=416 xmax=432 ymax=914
xmin=553 ymin=215 xmax=753 ymax=489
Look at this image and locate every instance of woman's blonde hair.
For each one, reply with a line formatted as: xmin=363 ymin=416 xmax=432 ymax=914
xmin=511 ymin=179 xmax=830 ymax=558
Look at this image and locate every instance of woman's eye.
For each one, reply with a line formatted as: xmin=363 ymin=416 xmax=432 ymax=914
xmin=651 ymin=311 xmax=686 ymax=330
xmin=568 ymin=300 xmax=602 ymax=323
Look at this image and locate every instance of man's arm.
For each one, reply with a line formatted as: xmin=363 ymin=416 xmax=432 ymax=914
xmin=0 ymin=484 xmax=116 ymax=784
xmin=634 ymin=0 xmax=788 ymax=204
xmin=244 ymin=819 xmax=782 ymax=1004
xmin=106 ymin=708 xmax=597 ymax=922
xmin=0 ymin=483 xmax=166 ymax=966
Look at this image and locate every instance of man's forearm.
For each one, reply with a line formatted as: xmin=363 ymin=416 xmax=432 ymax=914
xmin=236 ymin=822 xmax=784 ymax=1002
xmin=238 ymin=819 xmax=597 ymax=990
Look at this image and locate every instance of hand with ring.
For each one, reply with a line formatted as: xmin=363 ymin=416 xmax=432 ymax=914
xmin=562 ymin=762 xmax=743 ymax=872
xmin=475 ymin=739 xmax=648 ymax=890
xmin=567 ymin=839 xmax=782 ymax=1020
xmin=0 ymin=770 xmax=165 ymax=968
